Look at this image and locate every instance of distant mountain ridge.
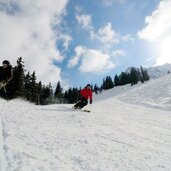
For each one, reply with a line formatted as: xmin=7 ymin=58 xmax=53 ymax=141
xmin=146 ymin=63 xmax=171 ymax=79
xmin=125 ymin=63 xmax=171 ymax=79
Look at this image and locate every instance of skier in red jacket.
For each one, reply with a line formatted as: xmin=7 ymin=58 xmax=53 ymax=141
xmin=73 ymin=84 xmax=92 ymax=109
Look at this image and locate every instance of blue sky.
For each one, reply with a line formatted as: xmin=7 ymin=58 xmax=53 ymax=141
xmin=0 ymin=0 xmax=171 ymax=89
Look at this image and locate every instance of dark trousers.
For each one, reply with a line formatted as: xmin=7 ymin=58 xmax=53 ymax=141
xmin=0 ymin=80 xmax=14 ymax=99
xmin=74 ymin=96 xmax=88 ymax=109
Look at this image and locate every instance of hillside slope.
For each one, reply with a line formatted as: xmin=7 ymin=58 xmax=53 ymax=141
xmin=94 ymin=73 xmax=171 ymax=111
xmin=147 ymin=63 xmax=171 ymax=79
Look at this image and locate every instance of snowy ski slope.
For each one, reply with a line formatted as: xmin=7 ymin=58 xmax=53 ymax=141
xmin=0 ymin=74 xmax=171 ymax=171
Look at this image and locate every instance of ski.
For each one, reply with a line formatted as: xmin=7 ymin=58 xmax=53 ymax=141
xmin=82 ymin=109 xmax=91 ymax=112
xmin=72 ymin=107 xmax=91 ymax=113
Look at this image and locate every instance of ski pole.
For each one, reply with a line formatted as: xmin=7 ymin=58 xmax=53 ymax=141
xmin=3 ymin=86 xmax=9 ymax=101
xmin=3 ymin=86 xmax=6 ymax=93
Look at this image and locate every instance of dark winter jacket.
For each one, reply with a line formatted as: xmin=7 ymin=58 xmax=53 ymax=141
xmin=0 ymin=65 xmax=13 ymax=82
xmin=80 ymin=87 xmax=92 ymax=103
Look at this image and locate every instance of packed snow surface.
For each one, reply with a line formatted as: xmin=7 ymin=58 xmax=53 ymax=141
xmin=0 ymin=74 xmax=171 ymax=171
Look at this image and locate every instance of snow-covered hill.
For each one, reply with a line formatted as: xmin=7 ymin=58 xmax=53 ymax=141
xmin=147 ymin=63 xmax=171 ymax=79
xmin=1 ymin=74 xmax=171 ymax=171
xmin=94 ymin=73 xmax=171 ymax=111
xmin=125 ymin=63 xmax=171 ymax=80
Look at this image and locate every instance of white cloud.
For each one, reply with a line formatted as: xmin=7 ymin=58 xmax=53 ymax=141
xmin=122 ymin=34 xmax=134 ymax=42
xmin=102 ymin=0 xmax=113 ymax=7
xmin=57 ymin=34 xmax=72 ymax=51
xmin=67 ymin=46 xmax=86 ymax=68
xmin=138 ymin=0 xmax=171 ymax=65
xmin=75 ymin=6 xmax=82 ymax=13
xmin=75 ymin=13 xmax=121 ymax=49
xmin=91 ymin=23 xmax=119 ymax=45
xmin=79 ymin=49 xmax=115 ymax=73
xmin=145 ymin=56 xmax=156 ymax=63
xmin=0 ymin=0 xmax=68 ymax=85
xmin=76 ymin=14 xmax=92 ymax=30
xmin=155 ymin=36 xmax=171 ymax=65
xmin=138 ymin=0 xmax=171 ymax=41
xmin=67 ymin=46 xmax=116 ymax=73
xmin=111 ymin=49 xmax=126 ymax=57
xmin=102 ymin=0 xmax=125 ymax=6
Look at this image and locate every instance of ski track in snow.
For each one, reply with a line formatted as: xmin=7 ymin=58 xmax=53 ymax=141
xmin=0 ymin=100 xmax=8 ymax=171
xmin=0 ymin=74 xmax=171 ymax=171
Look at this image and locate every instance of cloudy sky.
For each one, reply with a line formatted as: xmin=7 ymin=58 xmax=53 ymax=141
xmin=0 ymin=0 xmax=171 ymax=88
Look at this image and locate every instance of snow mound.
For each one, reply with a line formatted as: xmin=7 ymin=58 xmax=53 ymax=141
xmin=94 ymin=73 xmax=171 ymax=111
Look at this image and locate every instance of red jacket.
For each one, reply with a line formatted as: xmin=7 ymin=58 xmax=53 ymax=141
xmin=80 ymin=87 xmax=92 ymax=101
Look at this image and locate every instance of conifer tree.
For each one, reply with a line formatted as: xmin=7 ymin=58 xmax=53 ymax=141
xmin=37 ymin=81 xmax=43 ymax=105
xmin=41 ymin=84 xmax=53 ymax=105
xmin=114 ymin=74 xmax=120 ymax=86
xmin=102 ymin=78 xmax=107 ymax=89
xmin=130 ymin=67 xmax=139 ymax=86
xmin=63 ymin=90 xmax=69 ymax=103
xmin=143 ymin=69 xmax=150 ymax=81
xmin=49 ymin=83 xmax=53 ymax=98
xmin=107 ymin=76 xmax=114 ymax=89
xmin=54 ymin=81 xmax=63 ymax=98
xmin=25 ymin=71 xmax=31 ymax=101
xmin=72 ymin=87 xmax=79 ymax=103
xmin=119 ymin=72 xmax=129 ymax=85
xmin=63 ymin=87 xmax=80 ymax=104
xmin=30 ymin=71 xmax=38 ymax=103
xmin=103 ymin=76 xmax=114 ymax=89
xmin=140 ymin=65 xmax=150 ymax=82
xmin=66 ymin=87 xmax=73 ymax=103
xmin=47 ymin=82 xmax=53 ymax=103
xmin=13 ymin=57 xmax=25 ymax=97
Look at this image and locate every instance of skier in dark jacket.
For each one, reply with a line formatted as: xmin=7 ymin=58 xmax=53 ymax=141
xmin=0 ymin=60 xmax=13 ymax=97
xmin=73 ymin=84 xmax=92 ymax=109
